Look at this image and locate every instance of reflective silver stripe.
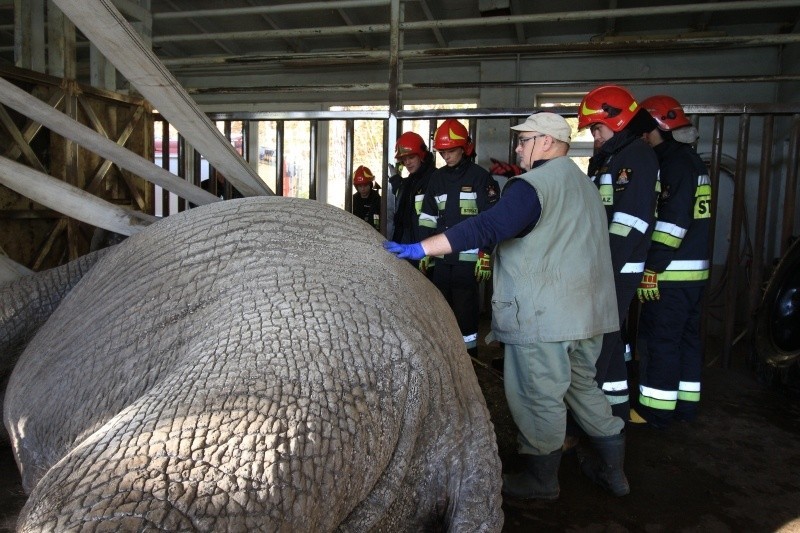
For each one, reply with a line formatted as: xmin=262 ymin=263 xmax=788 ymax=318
xmin=434 ymin=194 xmax=447 ymax=204
xmin=600 ymin=173 xmax=613 ymax=185
xmin=459 ymin=191 xmax=478 ymax=200
xmin=698 ymin=174 xmax=710 ymax=186
xmin=601 ymin=380 xmax=628 ymax=392
xmin=654 ymin=221 xmax=687 ymax=239
xmin=414 ymin=193 xmax=425 ymax=203
xmin=419 ymin=212 xmax=438 ymax=225
xmin=463 ymin=333 xmax=478 ymax=343
xmin=665 ymin=260 xmax=710 ymax=271
xmin=679 ymin=381 xmax=701 ymax=392
xmin=461 ymin=247 xmax=479 ymax=256
xmin=620 ymin=262 xmax=645 ymax=274
xmin=639 ymin=384 xmax=678 ymax=400
xmin=612 ymin=211 xmax=649 ymax=234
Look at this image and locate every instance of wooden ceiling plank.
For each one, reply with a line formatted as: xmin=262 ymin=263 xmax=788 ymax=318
xmin=52 ymin=0 xmax=273 ymax=197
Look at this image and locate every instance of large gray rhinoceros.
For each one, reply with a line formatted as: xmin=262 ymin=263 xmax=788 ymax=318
xmin=1 ymin=196 xmax=503 ymax=532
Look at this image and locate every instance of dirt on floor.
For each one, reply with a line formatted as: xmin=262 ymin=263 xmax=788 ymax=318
xmin=472 ymin=326 xmax=800 ymax=533
xmin=1 ymin=332 xmax=798 ymax=532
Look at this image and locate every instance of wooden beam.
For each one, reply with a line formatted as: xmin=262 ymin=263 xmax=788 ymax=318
xmin=0 ymin=77 xmax=219 ymax=206
xmin=0 ymin=155 xmax=155 ymax=236
xmin=2 ymin=89 xmax=65 ymax=160
xmin=0 ymin=104 xmax=47 ymax=171
xmin=51 ymin=0 xmax=274 ymax=197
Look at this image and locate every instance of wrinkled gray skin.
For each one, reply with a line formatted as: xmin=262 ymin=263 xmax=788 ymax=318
xmin=1 ymin=197 xmax=503 ymax=532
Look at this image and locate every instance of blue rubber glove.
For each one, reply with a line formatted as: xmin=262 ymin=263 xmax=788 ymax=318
xmin=384 ymin=241 xmax=426 ymax=261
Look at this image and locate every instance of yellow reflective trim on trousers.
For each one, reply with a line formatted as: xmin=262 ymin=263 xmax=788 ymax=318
xmin=652 ymin=230 xmax=682 ymax=248
xmin=677 ymin=390 xmax=701 ymax=402
xmin=659 ymin=270 xmax=709 ymax=281
xmin=609 ymin=222 xmax=631 ymax=237
xmin=639 ymin=393 xmax=676 ymax=411
xmin=606 ymin=394 xmax=630 ymax=405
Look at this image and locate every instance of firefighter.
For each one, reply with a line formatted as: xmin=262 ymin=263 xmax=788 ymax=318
xmin=578 ymin=85 xmax=660 ymax=421
xmin=633 ymin=95 xmax=711 ymax=428
xmin=418 ymin=118 xmax=499 ymax=357
xmin=389 ymin=132 xmax=436 ymax=269
xmin=352 ymin=165 xmax=381 ymax=231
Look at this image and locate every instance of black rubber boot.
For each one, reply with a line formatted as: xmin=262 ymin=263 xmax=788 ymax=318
xmin=578 ymin=432 xmax=630 ymax=496
xmin=502 ymin=450 xmax=561 ymax=500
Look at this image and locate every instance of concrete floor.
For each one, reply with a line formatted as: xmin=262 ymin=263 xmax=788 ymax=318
xmin=473 ymin=340 xmax=800 ymax=533
xmin=1 ymin=344 xmax=798 ymax=532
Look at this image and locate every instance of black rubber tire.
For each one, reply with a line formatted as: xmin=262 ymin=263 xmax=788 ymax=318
xmin=754 ymin=237 xmax=800 ymax=368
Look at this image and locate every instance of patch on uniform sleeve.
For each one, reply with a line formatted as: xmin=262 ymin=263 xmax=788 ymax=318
xmin=616 ymin=168 xmax=631 ymax=185
xmin=487 ymin=183 xmax=498 ymax=200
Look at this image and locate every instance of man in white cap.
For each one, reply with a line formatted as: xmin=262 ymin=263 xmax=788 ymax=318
xmin=384 ymin=112 xmax=629 ymax=500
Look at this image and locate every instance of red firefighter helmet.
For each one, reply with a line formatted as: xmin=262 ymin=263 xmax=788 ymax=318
xmin=578 ymin=85 xmax=639 ymax=132
xmin=394 ymin=131 xmax=428 ymax=160
xmin=353 ymin=165 xmax=375 ymax=186
xmin=433 ymin=119 xmax=474 ymax=156
xmin=640 ymin=95 xmax=692 ymax=132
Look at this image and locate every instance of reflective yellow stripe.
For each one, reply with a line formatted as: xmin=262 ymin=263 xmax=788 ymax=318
xmin=652 ymin=232 xmax=682 ymax=248
xmin=655 ymin=221 xmax=687 ymax=239
xmin=659 ymin=259 xmax=709 ymax=281
xmin=459 ymin=250 xmax=478 ymax=262
xmin=639 ymin=385 xmax=677 ymax=412
xmin=599 ymin=184 xmax=614 ymax=206
xmin=639 ymin=394 xmax=676 ymax=411
xmin=609 ymin=222 xmax=631 ymax=237
xmin=660 ymin=270 xmax=709 ymax=281
xmin=606 ymin=394 xmax=630 ymax=406
xmin=613 ymin=212 xmax=649 ymax=234
xmin=679 ymin=381 xmax=701 ymax=403
xmin=695 ymin=181 xmax=712 ymax=219
xmin=414 ymin=193 xmax=425 ymax=214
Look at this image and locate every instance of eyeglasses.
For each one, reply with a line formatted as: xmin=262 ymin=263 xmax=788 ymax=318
xmin=517 ymin=134 xmax=546 ymax=147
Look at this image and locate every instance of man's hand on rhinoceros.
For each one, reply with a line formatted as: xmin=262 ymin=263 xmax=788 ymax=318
xmin=383 ymin=241 xmax=426 ymax=260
